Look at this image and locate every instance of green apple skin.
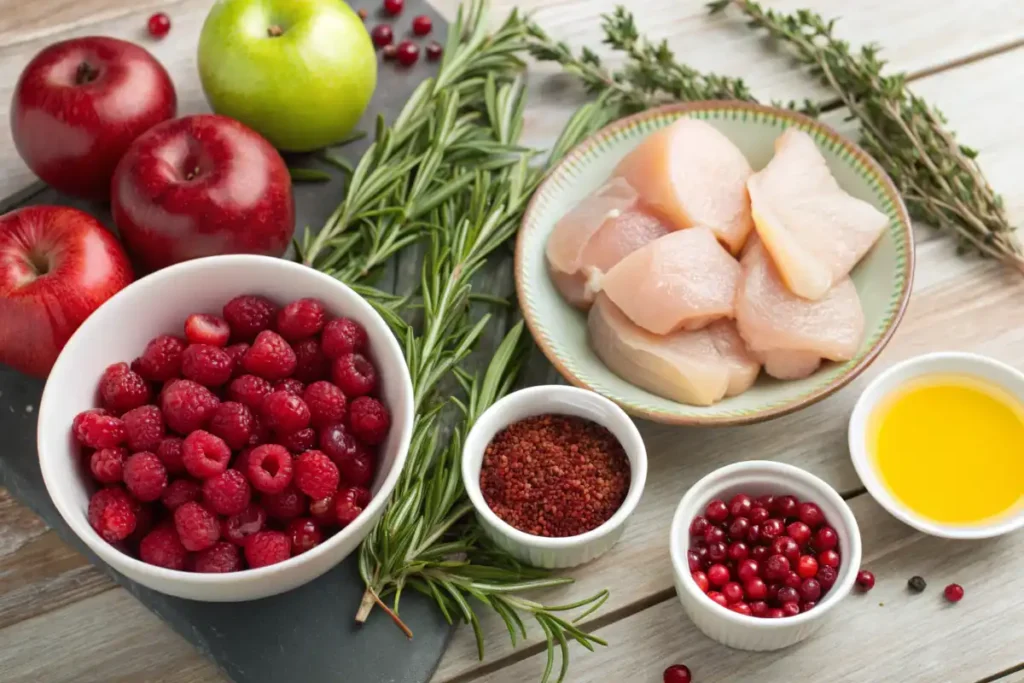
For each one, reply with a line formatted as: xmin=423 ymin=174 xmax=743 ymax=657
xmin=198 ymin=0 xmax=377 ymax=152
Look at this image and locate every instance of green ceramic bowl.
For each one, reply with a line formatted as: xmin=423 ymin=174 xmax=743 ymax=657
xmin=516 ymin=102 xmax=914 ymax=425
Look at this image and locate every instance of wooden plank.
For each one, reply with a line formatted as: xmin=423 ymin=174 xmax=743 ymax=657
xmin=459 ymin=494 xmax=1024 ymax=683
xmin=434 ymin=46 xmax=1024 ymax=682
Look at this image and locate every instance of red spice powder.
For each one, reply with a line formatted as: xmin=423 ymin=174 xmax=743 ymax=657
xmin=479 ymin=414 xmax=630 ymax=538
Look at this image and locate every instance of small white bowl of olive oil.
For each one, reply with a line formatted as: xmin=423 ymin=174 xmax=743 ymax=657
xmin=849 ymin=352 xmax=1024 ymax=539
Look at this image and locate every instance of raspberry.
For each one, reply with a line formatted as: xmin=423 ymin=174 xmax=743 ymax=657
xmin=261 ymin=390 xmax=311 ymax=433
xmin=223 ymin=294 xmax=277 ymax=342
xmin=309 ymin=494 xmax=337 ymax=526
xmin=303 ymin=381 xmax=347 ymax=428
xmin=245 ymin=444 xmax=293 ymax=494
xmin=160 ymin=379 xmax=220 ymax=434
xmin=174 ymin=501 xmax=220 ymax=551
xmin=139 ymin=524 xmax=187 ymax=570
xmin=227 ymin=374 xmax=273 ymax=410
xmin=90 ymin=447 xmax=127 ymax=484
xmin=156 ymin=437 xmax=186 ymax=474
xmin=318 ymin=423 xmax=363 ymax=465
xmin=88 ymin=487 xmax=137 ymax=542
xmin=338 ymin=450 xmax=375 ymax=488
xmin=262 ymin=484 xmax=306 ymax=520
xmin=292 ymin=337 xmax=329 ymax=383
xmin=321 ymin=318 xmax=368 ymax=358
xmin=202 ymin=469 xmax=251 ymax=515
xmin=135 ymin=335 xmax=186 ymax=381
xmin=184 ymin=313 xmax=231 ymax=347
xmin=123 ymin=451 xmax=168 ymax=502
xmin=221 ymin=504 xmax=266 ymax=545
xmin=161 ymin=478 xmax=202 ymax=510
xmin=224 ymin=343 xmax=249 ymax=377
xmin=277 ymin=427 xmax=316 ymax=454
xmin=73 ymin=409 xmax=126 ymax=449
xmin=294 ymin=450 xmax=340 ymax=500
xmin=182 ymin=430 xmax=232 ymax=479
xmin=122 ymin=405 xmax=165 ymax=452
xmin=331 ymin=353 xmax=377 ymax=397
xmin=181 ymin=344 xmax=234 ymax=387
xmin=348 ymin=396 xmax=391 ymax=445
xmin=242 ymin=330 xmax=297 ymax=380
xmin=276 ymin=298 xmax=326 ymax=341
xmin=335 ymin=486 xmax=371 ymax=526
xmin=207 ymin=401 xmax=255 ymax=450
xmin=244 ymin=530 xmax=291 ymax=568
xmin=274 ymin=378 xmax=305 ymax=395
xmin=287 ymin=518 xmax=323 ymax=555
xmin=99 ymin=362 xmax=151 ymax=414
xmin=194 ymin=541 xmax=242 ymax=573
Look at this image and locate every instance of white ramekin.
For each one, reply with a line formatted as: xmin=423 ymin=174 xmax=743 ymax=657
xmin=849 ymin=351 xmax=1024 ymax=539
xmin=669 ymin=461 xmax=862 ymax=651
xmin=461 ymin=385 xmax=647 ymax=569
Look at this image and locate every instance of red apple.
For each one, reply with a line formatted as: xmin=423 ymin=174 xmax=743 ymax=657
xmin=11 ymin=36 xmax=177 ymax=200
xmin=110 ymin=114 xmax=294 ymax=271
xmin=0 ymin=206 xmax=133 ymax=377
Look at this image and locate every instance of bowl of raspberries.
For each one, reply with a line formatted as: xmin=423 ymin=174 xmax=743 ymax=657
xmin=37 ymin=255 xmax=414 ymax=601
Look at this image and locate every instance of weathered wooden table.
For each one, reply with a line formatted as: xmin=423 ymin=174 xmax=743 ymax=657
xmin=1 ymin=1 xmax=1023 ymax=681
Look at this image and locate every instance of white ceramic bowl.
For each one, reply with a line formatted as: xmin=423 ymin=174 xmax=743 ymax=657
xmin=461 ymin=385 xmax=647 ymax=569
xmin=849 ymin=351 xmax=1024 ymax=539
xmin=38 ymin=255 xmax=414 ymax=602
xmin=669 ymin=461 xmax=862 ymax=651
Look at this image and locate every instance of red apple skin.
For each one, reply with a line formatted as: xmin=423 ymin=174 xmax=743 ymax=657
xmin=0 ymin=206 xmax=133 ymax=377
xmin=110 ymin=114 xmax=294 ymax=271
xmin=11 ymin=36 xmax=177 ymax=200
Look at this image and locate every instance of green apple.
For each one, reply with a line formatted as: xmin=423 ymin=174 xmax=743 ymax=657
xmin=198 ymin=0 xmax=377 ymax=152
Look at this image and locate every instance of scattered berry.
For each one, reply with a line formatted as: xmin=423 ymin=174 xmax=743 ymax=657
xmin=278 ymin=427 xmax=317 ymax=454
xmin=136 ymin=335 xmax=186 ymax=381
xmin=122 ymin=405 xmax=165 ymax=452
xmin=383 ymin=0 xmax=403 ymax=16
xmin=182 ymin=430 xmax=232 ymax=479
xmin=181 ymin=344 xmax=234 ymax=386
xmin=207 ymin=401 xmax=255 ymax=450
xmin=242 ymin=330 xmax=297 ymax=380
xmin=262 ymin=390 xmax=311 ymax=433
xmin=222 ymin=504 xmax=267 ymax=546
xmin=223 ymin=295 xmax=277 ymax=342
xmin=856 ymin=570 xmax=876 ymax=591
xmin=288 ymin=517 xmax=323 ymax=554
xmin=194 ymin=541 xmax=242 ymax=573
xmin=74 ymin=409 xmax=126 ymax=448
xmin=294 ymin=450 xmax=340 ymax=500
xmin=382 ymin=43 xmax=398 ymax=60
xmin=245 ymin=530 xmax=291 ymax=568
xmin=395 ymin=40 xmax=419 ymax=66
xmin=358 ymin=7 xmax=368 ymax=20
xmin=156 ymin=437 xmax=186 ymax=474
xmin=908 ymin=575 xmax=927 ymax=593
xmin=161 ymin=478 xmax=203 ymax=510
xmin=348 ymin=396 xmax=390 ymax=445
xmin=99 ymin=362 xmax=151 ymax=414
xmin=160 ymin=379 xmax=220 ymax=434
xmin=412 ymin=14 xmax=432 ymax=35
xmin=276 ymin=298 xmax=325 ymax=341
xmin=88 ymin=487 xmax=137 ymax=542
xmin=425 ymin=41 xmax=443 ymax=61
xmin=174 ymin=501 xmax=220 ymax=551
xmin=663 ymin=664 xmax=691 ymax=683
xmin=291 ymin=337 xmax=329 ymax=383
xmin=274 ymin=378 xmax=305 ymax=395
xmin=123 ymin=451 xmax=167 ymax=502
xmin=90 ymin=447 xmax=127 ymax=484
xmin=321 ymin=318 xmax=367 ymax=358
xmin=263 ymin=484 xmax=307 ymax=520
xmin=184 ymin=313 xmax=230 ymax=347
xmin=202 ymin=469 xmax=252 ymax=516
xmin=331 ymin=353 xmax=377 ymax=396
xmin=371 ymin=24 xmax=394 ymax=47
xmin=944 ymin=583 xmax=964 ymax=603
xmin=335 ymin=486 xmax=370 ymax=525
xmin=147 ymin=12 xmax=171 ymax=38
xmin=227 ymin=374 xmax=274 ymax=411
xmin=245 ymin=444 xmax=293 ymax=494
xmin=304 ymin=381 xmax=347 ymax=428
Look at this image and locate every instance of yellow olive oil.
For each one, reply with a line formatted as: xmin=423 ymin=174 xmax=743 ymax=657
xmin=869 ymin=374 xmax=1024 ymax=525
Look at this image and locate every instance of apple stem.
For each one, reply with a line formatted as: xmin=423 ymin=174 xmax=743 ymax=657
xmin=267 ymin=25 xmax=284 ymax=37
xmin=75 ymin=62 xmax=99 ymax=85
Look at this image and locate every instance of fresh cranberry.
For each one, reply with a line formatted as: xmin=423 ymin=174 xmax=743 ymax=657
xmin=770 ymin=536 xmax=800 ymax=563
xmin=800 ymin=578 xmax=822 ymax=602
xmin=766 ymin=608 xmax=785 ymax=619
xmin=707 ymin=563 xmax=730 ymax=588
xmin=797 ymin=501 xmax=826 ymax=528
xmin=750 ymin=545 xmax=770 ymax=563
xmin=755 ymin=494 xmax=775 ymax=509
xmin=773 ymin=495 xmax=798 ymax=519
xmin=728 ymin=493 xmax=753 ymax=518
xmin=691 ymin=571 xmax=709 ymax=593
xmin=707 ymin=542 xmax=727 ymax=563
xmin=728 ymin=516 xmax=750 ymax=540
xmin=693 ymin=545 xmax=710 ymax=568
xmin=221 ymin=504 xmax=266 ymax=545
xmin=730 ymin=602 xmax=752 ymax=616
xmin=704 ymin=526 xmax=726 ymax=546
xmin=309 ymin=494 xmax=337 ymax=527
xmin=781 ymin=602 xmax=801 ymax=617
xmin=817 ymin=565 xmax=838 ymax=589
xmin=727 ymin=541 xmax=749 ymax=562
xmin=687 ymin=550 xmax=701 ymax=572
xmin=706 ymin=591 xmax=728 ymax=608
xmin=813 ymin=526 xmax=839 ymax=551
xmin=819 ymin=549 xmax=841 ymax=568
xmin=736 ymin=559 xmax=760 ymax=583
xmin=395 ymin=40 xmax=419 ymax=66
xmin=747 ymin=524 xmax=762 ymax=545
xmin=705 ymin=499 xmax=728 ymax=523
xmin=786 ymin=520 xmax=812 ymax=546
xmin=777 ymin=586 xmax=800 ymax=605
xmin=744 ymin=578 xmax=767 ymax=600
xmin=663 ymin=664 xmax=692 ymax=683
xmin=856 ymin=570 xmax=876 ymax=591
xmin=749 ymin=506 xmax=770 ymax=524
xmin=760 ymin=518 xmax=784 ymax=542
xmin=764 ymin=554 xmax=790 ymax=581
xmin=943 ymin=583 xmax=964 ymax=603
xmin=690 ymin=515 xmax=709 ymax=537
xmin=750 ymin=600 xmax=768 ymax=617
xmin=425 ymin=42 xmax=443 ymax=61
xmin=383 ymin=0 xmax=403 ymax=15
xmin=801 ymin=601 xmax=816 ymax=613
xmin=783 ymin=571 xmax=803 ymax=590
xmin=287 ymin=517 xmax=323 ymax=554
xmin=797 ymin=555 xmax=819 ymax=578
xmin=722 ymin=581 xmax=744 ymax=604
xmin=147 ymin=12 xmax=171 ymax=38
xmin=411 ymin=14 xmax=432 ymax=35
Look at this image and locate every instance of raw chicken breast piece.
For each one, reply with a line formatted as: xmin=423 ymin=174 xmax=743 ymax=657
xmin=747 ymin=129 xmax=889 ymax=300
xmin=707 ymin=319 xmax=762 ymax=396
xmin=546 ymin=178 xmax=670 ymax=309
xmin=601 ymin=226 xmax=741 ymax=335
xmin=588 ymin=294 xmax=731 ymax=406
xmin=736 ymin=241 xmax=864 ymax=380
xmin=613 ymin=118 xmax=754 ymax=254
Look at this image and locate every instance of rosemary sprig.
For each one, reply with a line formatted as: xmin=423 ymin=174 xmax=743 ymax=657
xmin=710 ymin=0 xmax=1024 ymax=267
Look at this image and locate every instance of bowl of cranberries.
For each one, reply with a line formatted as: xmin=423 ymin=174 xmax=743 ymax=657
xmin=37 ymin=255 xmax=414 ymax=601
xmin=669 ymin=461 xmax=862 ymax=651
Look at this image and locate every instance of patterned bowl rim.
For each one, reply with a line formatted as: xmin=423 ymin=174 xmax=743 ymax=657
xmin=515 ymin=100 xmax=915 ymax=426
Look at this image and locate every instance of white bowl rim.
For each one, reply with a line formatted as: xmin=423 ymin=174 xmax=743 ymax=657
xmin=461 ymin=384 xmax=647 ymax=549
xmin=669 ymin=460 xmax=862 ymax=627
xmin=848 ymin=350 xmax=1024 ymax=539
xmin=38 ymin=254 xmax=415 ymax=585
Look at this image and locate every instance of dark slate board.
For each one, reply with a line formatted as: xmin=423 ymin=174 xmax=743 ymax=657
xmin=0 ymin=3 xmax=458 ymax=682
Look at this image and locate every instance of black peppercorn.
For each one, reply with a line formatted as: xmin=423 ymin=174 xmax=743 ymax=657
xmin=908 ymin=576 xmax=927 ymax=593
